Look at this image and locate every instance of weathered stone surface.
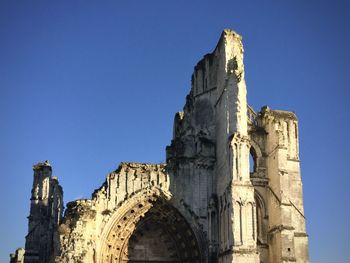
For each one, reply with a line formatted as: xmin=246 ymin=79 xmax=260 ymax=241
xmin=10 ymin=248 xmax=25 ymax=263
xmin=11 ymin=29 xmax=309 ymax=263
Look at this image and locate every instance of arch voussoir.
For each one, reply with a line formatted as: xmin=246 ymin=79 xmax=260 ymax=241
xmin=99 ymin=189 xmax=201 ymax=263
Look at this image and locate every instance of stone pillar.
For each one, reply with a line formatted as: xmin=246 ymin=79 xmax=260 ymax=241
xmin=214 ymin=30 xmax=259 ymax=263
xmin=24 ymin=161 xmax=63 ymax=263
xmin=261 ymin=107 xmax=309 ymax=263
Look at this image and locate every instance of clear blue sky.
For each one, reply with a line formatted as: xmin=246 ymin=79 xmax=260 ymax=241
xmin=0 ymin=1 xmax=349 ymax=262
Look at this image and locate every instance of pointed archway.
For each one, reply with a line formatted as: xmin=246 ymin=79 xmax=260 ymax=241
xmin=100 ymin=191 xmax=202 ymax=263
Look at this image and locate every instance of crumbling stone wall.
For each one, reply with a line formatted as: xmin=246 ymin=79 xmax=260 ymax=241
xmin=10 ymin=248 xmax=25 ymax=263
xmin=55 ymin=163 xmax=206 ymax=263
xmin=11 ymin=29 xmax=309 ymax=263
xmin=248 ymin=107 xmax=309 ymax=263
xmin=24 ymin=161 xmax=63 ymax=263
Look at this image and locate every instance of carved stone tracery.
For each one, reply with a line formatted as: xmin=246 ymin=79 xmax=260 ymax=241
xmin=100 ymin=192 xmax=201 ymax=263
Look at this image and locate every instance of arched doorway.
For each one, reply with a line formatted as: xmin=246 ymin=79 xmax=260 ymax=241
xmin=100 ymin=193 xmax=201 ymax=263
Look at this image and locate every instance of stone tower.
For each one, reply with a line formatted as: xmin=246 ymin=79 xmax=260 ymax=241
xmin=23 ymin=161 xmax=63 ymax=263
xmin=166 ymin=29 xmax=309 ymax=263
xmin=166 ymin=30 xmax=258 ymax=262
xmin=10 ymin=29 xmax=309 ymax=263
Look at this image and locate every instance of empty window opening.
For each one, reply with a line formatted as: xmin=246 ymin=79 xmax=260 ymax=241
xmin=249 ymin=147 xmax=257 ymax=175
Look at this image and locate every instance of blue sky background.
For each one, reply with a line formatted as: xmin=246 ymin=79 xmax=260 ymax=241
xmin=0 ymin=0 xmax=349 ymax=262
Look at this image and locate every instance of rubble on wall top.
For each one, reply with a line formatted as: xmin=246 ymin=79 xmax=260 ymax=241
xmin=117 ymin=162 xmax=165 ymax=169
xmin=261 ymin=106 xmax=297 ymax=120
xmin=194 ymin=28 xmax=243 ymax=72
xmin=222 ymin=28 xmax=242 ymax=38
xmin=33 ymin=160 xmax=51 ymax=170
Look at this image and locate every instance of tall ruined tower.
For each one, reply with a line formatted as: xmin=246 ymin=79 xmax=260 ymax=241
xmin=166 ymin=30 xmax=258 ymax=262
xmin=11 ymin=29 xmax=309 ymax=263
xmin=166 ymin=29 xmax=309 ymax=263
xmin=24 ymin=161 xmax=63 ymax=263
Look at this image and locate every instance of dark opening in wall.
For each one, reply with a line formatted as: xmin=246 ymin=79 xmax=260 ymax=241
xmin=249 ymin=147 xmax=257 ymax=175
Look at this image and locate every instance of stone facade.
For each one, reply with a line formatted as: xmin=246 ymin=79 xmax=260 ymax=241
xmin=11 ymin=29 xmax=309 ymax=263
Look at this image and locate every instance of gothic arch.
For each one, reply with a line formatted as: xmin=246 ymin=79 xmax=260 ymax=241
xmin=246 ymin=201 xmax=256 ymax=242
xmin=249 ymin=139 xmax=263 ymax=176
xmin=249 ymin=139 xmax=263 ymax=159
xmin=98 ymin=188 xmax=203 ymax=263
xmin=254 ymin=190 xmax=267 ymax=216
xmin=254 ymin=190 xmax=267 ymax=244
xmin=250 ymin=147 xmax=258 ymax=173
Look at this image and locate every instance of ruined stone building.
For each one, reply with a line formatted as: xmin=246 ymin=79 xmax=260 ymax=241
xmin=10 ymin=29 xmax=309 ymax=263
